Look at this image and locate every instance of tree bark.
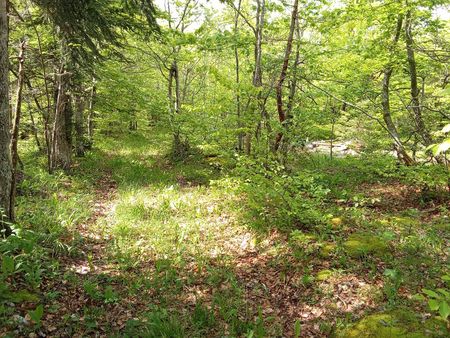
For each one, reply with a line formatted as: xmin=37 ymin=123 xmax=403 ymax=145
xmin=405 ymin=10 xmax=432 ymax=146
xmin=382 ymin=15 xmax=413 ymax=165
xmin=74 ymin=94 xmax=85 ymax=156
xmin=234 ymin=0 xmax=243 ymax=152
xmin=274 ymin=0 xmax=299 ymax=151
xmin=168 ymin=58 xmax=188 ymax=158
xmin=0 ymin=0 xmax=12 ymax=235
xmin=253 ymin=0 xmax=265 ymax=87
xmin=50 ymin=68 xmax=72 ymax=172
xmin=9 ymin=41 xmax=26 ymax=222
xmin=87 ymin=81 xmax=96 ymax=145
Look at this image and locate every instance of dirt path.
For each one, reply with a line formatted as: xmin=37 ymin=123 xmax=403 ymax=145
xmin=39 ymin=171 xmax=120 ymax=336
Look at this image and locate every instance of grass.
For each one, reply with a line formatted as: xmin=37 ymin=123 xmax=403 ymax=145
xmin=1 ymin=125 xmax=449 ymax=337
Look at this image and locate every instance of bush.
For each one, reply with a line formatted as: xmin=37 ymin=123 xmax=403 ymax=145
xmin=235 ymin=157 xmax=329 ymax=230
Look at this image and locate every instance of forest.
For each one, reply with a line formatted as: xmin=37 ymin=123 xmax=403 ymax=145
xmin=0 ymin=0 xmax=449 ymax=336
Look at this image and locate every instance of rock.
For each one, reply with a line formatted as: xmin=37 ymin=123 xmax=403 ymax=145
xmin=343 ymin=233 xmax=389 ymax=258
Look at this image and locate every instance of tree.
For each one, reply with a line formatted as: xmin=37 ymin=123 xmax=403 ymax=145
xmin=274 ymin=0 xmax=299 ymax=151
xmin=0 ymin=0 xmax=13 ymax=236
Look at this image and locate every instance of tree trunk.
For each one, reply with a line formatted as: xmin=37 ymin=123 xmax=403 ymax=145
xmin=87 ymin=81 xmax=96 ymax=145
xmin=33 ymin=24 xmax=52 ymax=171
xmin=382 ymin=15 xmax=414 ymax=165
xmin=405 ymin=10 xmax=432 ymax=146
xmin=234 ymin=0 xmax=243 ymax=152
xmin=168 ymin=58 xmax=188 ymax=159
xmin=253 ymin=0 xmax=265 ymax=87
xmin=274 ymin=0 xmax=299 ymax=151
xmin=74 ymin=94 xmax=85 ymax=156
xmin=50 ymin=68 xmax=72 ymax=172
xmin=9 ymin=41 xmax=26 ymax=222
xmin=65 ymin=93 xmax=73 ymax=148
xmin=0 ymin=0 xmax=12 ymax=235
xmin=29 ymin=107 xmax=42 ymax=151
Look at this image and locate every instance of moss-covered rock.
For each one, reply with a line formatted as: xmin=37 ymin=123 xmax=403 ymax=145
xmin=290 ymin=231 xmax=317 ymax=244
xmin=331 ymin=217 xmax=343 ymax=228
xmin=320 ymin=243 xmax=336 ymax=257
xmin=316 ymin=269 xmax=333 ymax=281
xmin=336 ymin=310 xmax=448 ymax=338
xmin=343 ymin=233 xmax=389 ymax=257
xmin=336 ymin=313 xmax=417 ymax=337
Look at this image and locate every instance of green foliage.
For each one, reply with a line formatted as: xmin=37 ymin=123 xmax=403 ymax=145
xmin=28 ymin=304 xmax=44 ymax=327
xmin=236 ymin=157 xmax=329 ymax=230
xmin=420 ymin=277 xmax=450 ymax=320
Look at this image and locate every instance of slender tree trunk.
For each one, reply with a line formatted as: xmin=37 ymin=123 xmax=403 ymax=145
xmin=382 ymin=15 xmax=414 ymax=165
xmin=234 ymin=0 xmax=243 ymax=152
xmin=0 ymin=0 xmax=12 ymax=235
xmin=168 ymin=58 xmax=188 ymax=158
xmin=253 ymin=0 xmax=264 ymax=87
xmin=29 ymin=108 xmax=41 ymax=151
xmin=87 ymin=81 xmax=96 ymax=145
xmin=65 ymin=93 xmax=73 ymax=148
xmin=74 ymin=94 xmax=85 ymax=156
xmin=405 ymin=10 xmax=432 ymax=146
xmin=281 ymin=13 xmax=301 ymax=156
xmin=274 ymin=0 xmax=299 ymax=151
xmin=9 ymin=41 xmax=26 ymax=222
xmin=286 ymin=20 xmax=301 ymax=119
xmin=249 ymin=0 xmax=266 ymax=154
xmin=34 ymin=25 xmax=52 ymax=171
xmin=174 ymin=61 xmax=181 ymax=116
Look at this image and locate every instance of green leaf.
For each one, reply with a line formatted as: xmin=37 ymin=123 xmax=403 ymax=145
xmin=438 ymin=301 xmax=450 ymax=320
xmin=428 ymin=299 xmax=440 ymax=311
xmin=28 ymin=304 xmax=44 ymax=325
xmin=294 ymin=320 xmax=302 ymax=338
xmin=437 ymin=288 xmax=450 ymax=298
xmin=423 ymin=288 xmax=440 ymax=299
xmin=411 ymin=293 xmax=425 ymax=301
xmin=1 ymin=256 xmax=14 ymax=275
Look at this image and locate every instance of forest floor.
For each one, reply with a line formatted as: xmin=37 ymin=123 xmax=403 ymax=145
xmin=2 ymin=126 xmax=449 ymax=337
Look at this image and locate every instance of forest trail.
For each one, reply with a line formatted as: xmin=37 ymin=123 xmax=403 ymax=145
xmin=37 ymin=127 xmax=354 ymax=337
xmin=7 ymin=127 xmax=448 ymax=338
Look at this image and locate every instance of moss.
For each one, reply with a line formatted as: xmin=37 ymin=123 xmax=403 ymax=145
xmin=336 ymin=310 xmax=449 ymax=338
xmin=336 ymin=312 xmax=423 ymax=338
xmin=320 ymin=243 xmax=336 ymax=257
xmin=331 ymin=217 xmax=343 ymax=228
xmin=290 ymin=231 xmax=317 ymax=244
xmin=343 ymin=233 xmax=389 ymax=257
xmin=392 ymin=216 xmax=420 ymax=229
xmin=316 ymin=269 xmax=333 ymax=281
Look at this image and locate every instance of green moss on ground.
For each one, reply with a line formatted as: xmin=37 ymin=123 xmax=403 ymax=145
xmin=343 ymin=233 xmax=389 ymax=257
xmin=316 ymin=269 xmax=333 ymax=281
xmin=320 ymin=243 xmax=336 ymax=257
xmin=336 ymin=310 xmax=448 ymax=338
